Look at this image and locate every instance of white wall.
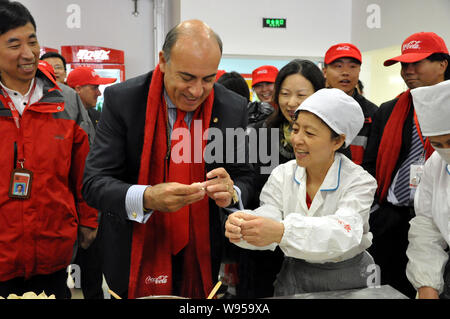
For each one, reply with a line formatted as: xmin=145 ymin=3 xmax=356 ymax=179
xmin=351 ymin=0 xmax=450 ymax=105
xmin=20 ymin=0 xmax=154 ymax=79
xmin=352 ymin=0 xmax=450 ymax=52
xmin=180 ymin=0 xmax=353 ymax=58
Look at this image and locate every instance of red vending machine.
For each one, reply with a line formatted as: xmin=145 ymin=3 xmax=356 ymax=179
xmin=61 ymin=45 xmax=125 ymax=111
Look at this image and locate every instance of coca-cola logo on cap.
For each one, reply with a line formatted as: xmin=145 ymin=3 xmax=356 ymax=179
xmin=403 ymin=40 xmax=422 ymax=51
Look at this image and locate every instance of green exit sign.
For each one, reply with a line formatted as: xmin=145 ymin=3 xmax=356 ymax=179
xmin=262 ymin=18 xmax=286 ymax=28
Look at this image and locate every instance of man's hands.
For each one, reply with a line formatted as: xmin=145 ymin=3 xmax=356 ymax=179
xmin=142 ymin=167 xmax=236 ymax=212
xmin=225 ymin=211 xmax=284 ymax=247
xmin=204 ymin=168 xmax=236 ymax=208
xmin=143 ymin=182 xmax=206 ymax=212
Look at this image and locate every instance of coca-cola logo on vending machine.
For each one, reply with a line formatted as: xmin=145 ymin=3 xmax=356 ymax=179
xmin=76 ymin=49 xmax=111 ymax=61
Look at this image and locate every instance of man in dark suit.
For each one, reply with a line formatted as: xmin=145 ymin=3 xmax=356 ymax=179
xmin=363 ymin=32 xmax=449 ymax=298
xmin=82 ymin=20 xmax=255 ymax=299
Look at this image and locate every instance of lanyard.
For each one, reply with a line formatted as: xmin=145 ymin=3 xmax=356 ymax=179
xmin=0 ymin=81 xmax=37 ymax=167
xmin=0 ymin=80 xmax=36 ymax=129
xmin=413 ymin=110 xmax=426 ymax=147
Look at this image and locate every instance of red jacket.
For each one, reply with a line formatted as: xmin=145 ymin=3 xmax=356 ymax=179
xmin=0 ymin=67 xmax=97 ymax=281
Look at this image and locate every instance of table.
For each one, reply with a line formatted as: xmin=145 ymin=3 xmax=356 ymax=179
xmin=270 ymin=285 xmax=409 ymax=299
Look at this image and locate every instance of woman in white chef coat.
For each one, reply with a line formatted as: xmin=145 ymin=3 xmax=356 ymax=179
xmin=406 ymin=80 xmax=450 ymax=299
xmin=225 ymin=88 xmax=378 ymax=296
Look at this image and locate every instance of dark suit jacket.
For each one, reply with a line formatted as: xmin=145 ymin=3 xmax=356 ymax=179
xmin=87 ymin=107 xmax=101 ymax=129
xmin=82 ymin=71 xmax=255 ymax=297
xmin=362 ymin=97 xmax=414 ymax=185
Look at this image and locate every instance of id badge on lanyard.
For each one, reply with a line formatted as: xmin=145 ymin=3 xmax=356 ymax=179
xmin=409 ymin=111 xmax=428 ymax=190
xmin=1 ymin=82 xmax=36 ymax=199
xmin=409 ymin=153 xmax=425 ymax=189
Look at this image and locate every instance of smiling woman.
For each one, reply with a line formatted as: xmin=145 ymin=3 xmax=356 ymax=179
xmin=226 ymin=88 xmax=379 ymax=296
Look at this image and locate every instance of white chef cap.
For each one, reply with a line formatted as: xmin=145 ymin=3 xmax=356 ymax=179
xmin=411 ymin=80 xmax=450 ymax=137
xmin=295 ymin=88 xmax=364 ymax=148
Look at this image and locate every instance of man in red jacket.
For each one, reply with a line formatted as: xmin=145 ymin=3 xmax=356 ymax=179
xmin=0 ymin=1 xmax=97 ymax=298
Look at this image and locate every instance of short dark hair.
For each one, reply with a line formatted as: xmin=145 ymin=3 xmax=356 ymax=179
xmin=162 ymin=24 xmax=223 ymax=63
xmin=266 ymin=59 xmax=325 ymax=128
xmin=323 ymin=57 xmax=361 ymax=68
xmin=0 ymin=1 xmax=36 ymax=36
xmin=426 ymin=52 xmax=450 ymax=80
xmin=40 ymin=52 xmax=67 ymax=71
xmin=217 ymin=71 xmax=250 ymax=102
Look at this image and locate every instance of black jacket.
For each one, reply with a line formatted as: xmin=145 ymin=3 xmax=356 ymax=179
xmin=362 ymin=97 xmax=415 ymax=199
xmin=247 ymin=101 xmax=274 ymax=128
xmin=350 ymin=91 xmax=378 ymax=164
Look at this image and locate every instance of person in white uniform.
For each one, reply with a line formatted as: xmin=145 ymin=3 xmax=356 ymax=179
xmin=225 ymin=88 xmax=378 ymax=296
xmin=406 ymin=80 xmax=450 ymax=299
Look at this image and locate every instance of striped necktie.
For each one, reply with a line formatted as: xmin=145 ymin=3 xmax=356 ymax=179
xmin=392 ymin=118 xmax=423 ymax=205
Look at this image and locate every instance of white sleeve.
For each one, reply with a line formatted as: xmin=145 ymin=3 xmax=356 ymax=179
xmin=232 ymin=168 xmax=284 ymax=251
xmin=406 ymin=162 xmax=449 ymax=293
xmin=279 ymin=173 xmax=377 ymax=262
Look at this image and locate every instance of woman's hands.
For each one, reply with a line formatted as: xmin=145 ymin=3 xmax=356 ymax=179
xmin=225 ymin=211 xmax=284 ymax=247
xmin=417 ymin=286 xmax=439 ymax=299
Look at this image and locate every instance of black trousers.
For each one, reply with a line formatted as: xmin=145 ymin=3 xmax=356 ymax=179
xmin=236 ymin=246 xmax=284 ymax=298
xmin=73 ymin=234 xmax=104 ymax=299
xmin=368 ymin=202 xmax=416 ymax=298
xmin=0 ymin=268 xmax=70 ymax=299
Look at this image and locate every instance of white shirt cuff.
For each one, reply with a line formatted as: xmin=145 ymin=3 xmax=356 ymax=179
xmin=224 ymin=185 xmax=244 ymax=213
xmin=125 ymin=184 xmax=152 ymax=223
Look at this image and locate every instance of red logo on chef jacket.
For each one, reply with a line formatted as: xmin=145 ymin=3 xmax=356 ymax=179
xmin=337 ymin=219 xmax=352 ymax=232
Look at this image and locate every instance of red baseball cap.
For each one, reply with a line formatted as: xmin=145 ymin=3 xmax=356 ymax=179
xmin=38 ymin=60 xmax=56 ymax=80
xmin=252 ymin=65 xmax=278 ymax=87
xmin=324 ymin=43 xmax=362 ymax=64
xmin=384 ymin=32 xmax=449 ymax=66
xmin=66 ymin=66 xmax=116 ymax=88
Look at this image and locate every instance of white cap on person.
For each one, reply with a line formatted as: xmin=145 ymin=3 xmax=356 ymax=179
xmin=295 ymin=88 xmax=364 ymax=148
xmin=411 ymin=80 xmax=450 ymax=137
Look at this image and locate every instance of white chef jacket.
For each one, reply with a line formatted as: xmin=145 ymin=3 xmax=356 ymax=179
xmin=234 ymin=152 xmax=377 ymax=263
xmin=406 ymin=152 xmax=450 ymax=293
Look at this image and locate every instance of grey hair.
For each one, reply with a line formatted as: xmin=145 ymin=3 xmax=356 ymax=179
xmin=162 ymin=24 xmax=223 ymax=63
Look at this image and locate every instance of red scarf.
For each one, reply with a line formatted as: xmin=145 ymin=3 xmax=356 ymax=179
xmin=375 ymin=90 xmax=434 ymax=203
xmin=127 ymin=65 xmax=214 ymax=298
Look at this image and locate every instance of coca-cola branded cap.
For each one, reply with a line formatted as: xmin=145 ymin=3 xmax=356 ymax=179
xmin=38 ymin=60 xmax=56 ymax=80
xmin=252 ymin=65 xmax=278 ymax=87
xmin=324 ymin=43 xmax=362 ymax=64
xmin=384 ymin=32 xmax=449 ymax=66
xmin=66 ymin=66 xmax=116 ymax=88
